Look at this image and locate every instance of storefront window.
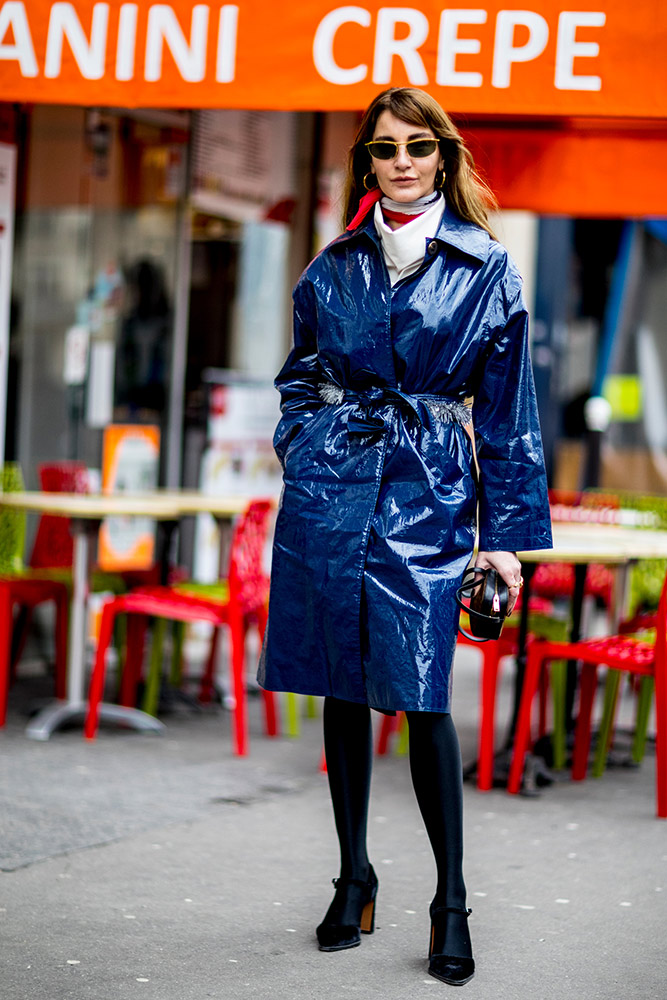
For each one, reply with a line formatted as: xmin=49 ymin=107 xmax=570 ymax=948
xmin=10 ymin=106 xmax=186 ymax=484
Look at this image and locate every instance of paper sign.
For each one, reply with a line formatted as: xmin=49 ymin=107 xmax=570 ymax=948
xmin=63 ymin=324 xmax=90 ymax=385
xmin=86 ymin=341 xmax=115 ymax=428
xmin=97 ymin=424 xmax=160 ymax=571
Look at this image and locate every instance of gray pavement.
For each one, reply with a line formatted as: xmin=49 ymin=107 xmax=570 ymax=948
xmin=1 ymin=647 xmax=665 ymax=999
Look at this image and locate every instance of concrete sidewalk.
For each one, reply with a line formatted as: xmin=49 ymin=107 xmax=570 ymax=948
xmin=1 ymin=648 xmax=665 ymax=999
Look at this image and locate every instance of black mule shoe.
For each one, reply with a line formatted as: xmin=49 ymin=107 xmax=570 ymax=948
xmin=428 ymin=906 xmax=475 ymax=986
xmin=316 ymin=866 xmax=378 ymax=952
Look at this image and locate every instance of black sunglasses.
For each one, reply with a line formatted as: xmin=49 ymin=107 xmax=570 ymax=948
xmin=365 ymin=138 xmax=439 ymax=160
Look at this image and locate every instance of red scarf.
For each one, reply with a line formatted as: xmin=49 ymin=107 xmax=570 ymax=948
xmin=381 ymin=205 xmax=430 ymax=225
xmin=346 ymin=189 xmax=382 ymax=230
xmin=347 ymin=189 xmax=440 ymax=230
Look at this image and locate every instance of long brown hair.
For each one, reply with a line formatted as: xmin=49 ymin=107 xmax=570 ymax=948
xmin=343 ymin=88 xmax=497 ymax=238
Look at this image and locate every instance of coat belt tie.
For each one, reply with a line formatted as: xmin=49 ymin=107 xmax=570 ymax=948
xmin=318 ymin=381 xmax=471 ymax=435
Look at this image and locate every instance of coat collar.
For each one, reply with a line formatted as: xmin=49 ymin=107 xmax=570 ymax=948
xmin=335 ymin=202 xmax=491 ymax=264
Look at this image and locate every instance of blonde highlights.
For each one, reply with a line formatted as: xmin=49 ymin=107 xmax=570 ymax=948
xmin=343 ymin=88 xmax=497 ymax=239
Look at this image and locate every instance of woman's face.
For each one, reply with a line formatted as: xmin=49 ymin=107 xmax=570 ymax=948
xmin=369 ymin=110 xmax=444 ymax=203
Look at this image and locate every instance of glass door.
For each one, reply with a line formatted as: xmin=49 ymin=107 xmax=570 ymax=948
xmin=11 ymin=106 xmax=187 ymax=486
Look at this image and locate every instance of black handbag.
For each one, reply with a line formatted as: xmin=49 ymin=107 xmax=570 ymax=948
xmin=455 ymin=567 xmax=510 ymax=642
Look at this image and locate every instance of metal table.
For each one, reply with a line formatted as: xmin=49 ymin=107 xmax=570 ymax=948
xmin=0 ymin=490 xmax=261 ymax=739
xmin=513 ymin=521 xmax=667 ymax=739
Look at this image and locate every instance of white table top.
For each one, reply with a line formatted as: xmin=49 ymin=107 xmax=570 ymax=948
xmin=4 ymin=492 xmax=666 ymax=561
xmin=519 ymin=521 xmax=667 ymax=564
xmin=0 ymin=489 xmax=277 ymax=520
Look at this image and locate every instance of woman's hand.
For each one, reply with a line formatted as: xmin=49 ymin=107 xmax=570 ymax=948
xmin=475 ymin=550 xmax=523 ymax=615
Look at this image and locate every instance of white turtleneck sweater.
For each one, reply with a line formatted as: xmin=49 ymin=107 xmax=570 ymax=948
xmin=373 ymin=193 xmax=446 ymax=286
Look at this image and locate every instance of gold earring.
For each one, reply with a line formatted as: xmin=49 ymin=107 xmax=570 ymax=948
xmin=363 ymin=172 xmax=378 ymax=191
xmin=436 ymin=169 xmax=446 ymax=189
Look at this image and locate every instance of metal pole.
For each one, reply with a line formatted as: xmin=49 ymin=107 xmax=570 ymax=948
xmin=285 ymin=113 xmax=322 ymax=351
xmin=581 ymin=221 xmax=639 ymax=490
xmin=165 ymin=126 xmax=193 ymax=488
xmin=0 ymin=143 xmax=17 ymax=470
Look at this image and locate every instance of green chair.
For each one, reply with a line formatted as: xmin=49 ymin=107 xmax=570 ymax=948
xmin=0 ymin=464 xmax=70 ymax=724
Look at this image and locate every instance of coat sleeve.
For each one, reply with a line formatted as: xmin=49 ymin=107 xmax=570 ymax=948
xmin=273 ymin=277 xmax=324 ymax=468
xmin=472 ymin=285 xmax=553 ymax=553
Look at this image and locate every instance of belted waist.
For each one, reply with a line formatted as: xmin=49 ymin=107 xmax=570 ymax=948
xmin=318 ymin=380 xmax=471 ymax=435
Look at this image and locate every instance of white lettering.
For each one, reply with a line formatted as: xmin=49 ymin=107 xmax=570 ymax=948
xmin=436 ymin=9 xmax=486 ymax=88
xmin=555 ymin=11 xmax=605 ymax=91
xmin=313 ymin=6 xmax=370 ymax=85
xmin=0 ymin=2 xmax=38 ymax=77
xmin=492 ymin=10 xmax=549 ymax=88
xmin=216 ymin=5 xmax=238 ymax=83
xmin=373 ymin=7 xmax=428 ymax=85
xmin=45 ymin=2 xmax=109 ymax=80
xmin=0 ymin=3 xmax=611 ymax=97
xmin=145 ymin=4 xmax=209 ymax=83
xmin=116 ymin=3 xmax=137 ymax=81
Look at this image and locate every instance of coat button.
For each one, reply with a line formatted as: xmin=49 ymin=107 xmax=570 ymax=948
xmin=427 ymin=240 xmax=438 ymax=255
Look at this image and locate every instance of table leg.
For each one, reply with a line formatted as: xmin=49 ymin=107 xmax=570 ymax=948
xmin=506 ymin=561 xmax=587 ymax=756
xmin=155 ymin=519 xmax=178 ymax=585
xmin=26 ymin=517 xmax=164 ymax=740
xmin=506 ymin=561 xmax=537 ymax=743
xmin=612 ymin=563 xmax=630 ymax=629
xmin=26 ymin=520 xmax=93 ymax=740
xmin=67 ymin=518 xmax=91 ymax=703
xmin=216 ymin=515 xmax=234 ymax=574
xmin=588 ymin=561 xmax=631 ymax=773
xmin=564 ymin=563 xmax=588 ymax=733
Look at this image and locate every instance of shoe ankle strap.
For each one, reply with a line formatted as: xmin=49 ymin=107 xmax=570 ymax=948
xmin=332 ymin=875 xmax=369 ymax=890
xmin=332 ymin=865 xmax=376 ymax=890
xmin=430 ymin=905 xmax=472 ymax=918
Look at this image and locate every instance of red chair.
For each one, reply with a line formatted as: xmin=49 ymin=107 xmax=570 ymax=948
xmin=459 ymin=629 xmax=522 ymax=790
xmin=6 ymin=462 xmax=88 ymax=682
xmin=0 ymin=577 xmax=69 ymax=726
xmin=507 ymin=570 xmax=667 ymax=818
xmin=0 ymin=463 xmax=70 ymax=726
xmin=84 ymin=500 xmax=278 ymax=755
xmin=531 ymin=562 xmax=614 ymax=609
xmin=28 ymin=461 xmax=90 ymax=571
xmin=588 ymin=610 xmax=659 ymax=771
xmin=376 ymin=710 xmax=402 ymax=756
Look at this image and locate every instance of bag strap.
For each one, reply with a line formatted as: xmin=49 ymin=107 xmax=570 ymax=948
xmin=455 ymin=567 xmax=510 ymax=643
xmin=456 ymin=568 xmax=492 ymax=643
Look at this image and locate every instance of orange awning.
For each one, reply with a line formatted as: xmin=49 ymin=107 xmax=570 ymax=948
xmin=0 ymin=1 xmax=665 ymax=117
xmin=464 ymin=119 xmax=667 ymax=216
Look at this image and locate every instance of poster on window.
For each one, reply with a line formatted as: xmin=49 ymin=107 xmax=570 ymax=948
xmin=97 ymin=424 xmax=160 ymax=571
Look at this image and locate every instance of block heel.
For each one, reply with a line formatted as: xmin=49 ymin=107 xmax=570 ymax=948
xmin=316 ymin=865 xmax=378 ymax=951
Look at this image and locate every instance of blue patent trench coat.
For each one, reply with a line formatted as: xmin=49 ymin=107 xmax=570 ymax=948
xmin=258 ymin=205 xmax=553 ymax=713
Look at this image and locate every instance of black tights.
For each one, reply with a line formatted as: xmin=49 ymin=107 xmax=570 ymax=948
xmin=322 ymin=697 xmax=373 ymax=881
xmin=322 ymin=696 xmax=467 ymax=909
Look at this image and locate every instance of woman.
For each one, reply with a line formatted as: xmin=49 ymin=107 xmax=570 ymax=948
xmin=258 ymin=87 xmax=552 ymax=986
